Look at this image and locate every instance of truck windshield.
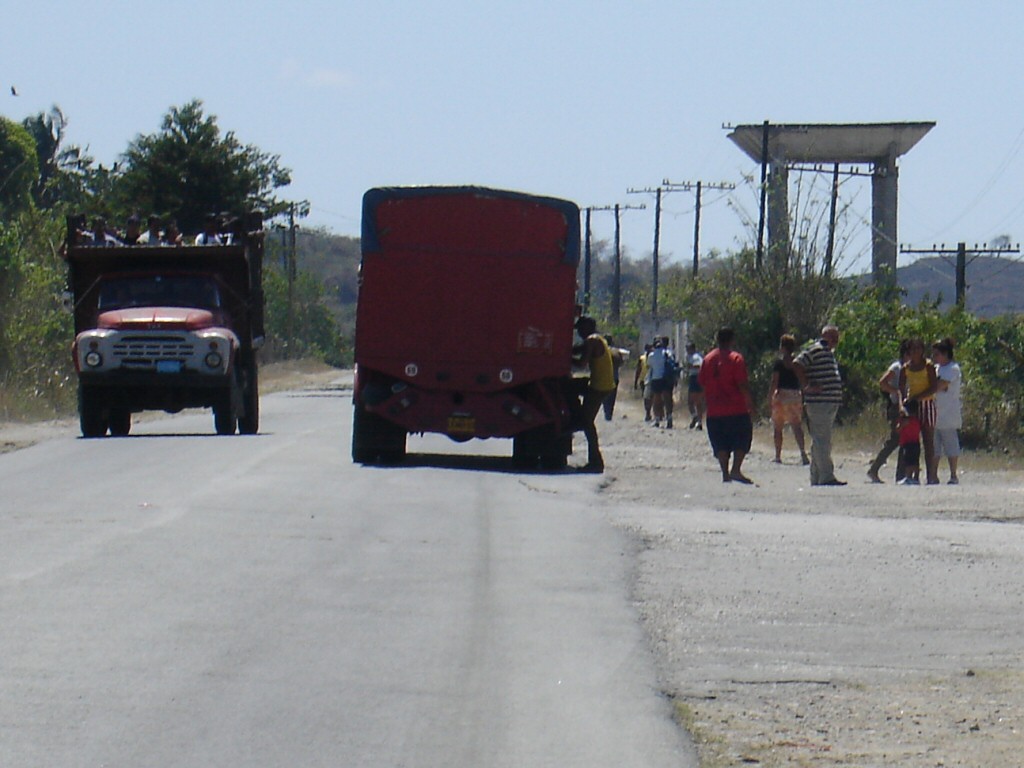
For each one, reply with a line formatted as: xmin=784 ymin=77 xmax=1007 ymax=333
xmin=98 ymin=276 xmax=223 ymax=311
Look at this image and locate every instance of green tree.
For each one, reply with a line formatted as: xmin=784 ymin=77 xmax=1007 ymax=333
xmin=113 ymin=100 xmax=292 ymax=233
xmin=262 ymin=265 xmax=347 ymax=367
xmin=0 ymin=210 xmax=74 ymax=417
xmin=21 ymin=106 xmax=94 ymax=210
xmin=0 ymin=116 xmax=38 ymax=217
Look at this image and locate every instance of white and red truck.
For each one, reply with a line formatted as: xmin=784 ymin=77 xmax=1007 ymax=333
xmin=64 ymin=214 xmax=265 ymax=437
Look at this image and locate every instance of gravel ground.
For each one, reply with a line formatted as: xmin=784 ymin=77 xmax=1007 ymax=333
xmin=595 ymin=391 xmax=1024 ymax=767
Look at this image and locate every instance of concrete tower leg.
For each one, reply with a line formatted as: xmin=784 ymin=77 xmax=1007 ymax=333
xmin=767 ymin=163 xmax=790 ymax=271
xmin=871 ymin=145 xmax=899 ymax=291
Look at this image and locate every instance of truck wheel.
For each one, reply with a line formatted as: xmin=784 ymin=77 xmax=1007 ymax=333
xmin=352 ymin=404 xmax=406 ymax=464
xmin=109 ymin=408 xmax=132 ymax=437
xmin=238 ymin=363 xmax=259 ymax=435
xmin=512 ymin=437 xmax=539 ymax=469
xmin=514 ymin=426 xmax=571 ymax=471
xmin=540 ymin=432 xmax=572 ymax=471
xmin=78 ymin=385 xmax=108 ymax=438
xmin=539 ymin=453 xmax=569 ymax=471
xmin=213 ymin=397 xmax=237 ymax=435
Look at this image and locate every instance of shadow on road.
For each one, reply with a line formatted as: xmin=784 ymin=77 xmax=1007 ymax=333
xmin=364 ymin=452 xmax=590 ymax=477
xmin=78 ymin=433 xmax=268 ymax=440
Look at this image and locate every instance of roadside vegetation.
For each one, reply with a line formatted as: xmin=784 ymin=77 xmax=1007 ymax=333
xmin=584 ymin=234 xmax=1024 ymax=454
xmin=0 ymin=102 xmax=351 ymax=421
xmin=2 ymin=102 xmax=1022 ymax=451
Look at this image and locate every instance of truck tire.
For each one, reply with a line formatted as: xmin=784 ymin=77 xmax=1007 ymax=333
xmin=78 ymin=385 xmax=108 ymax=438
xmin=512 ymin=437 xmax=539 ymax=469
xmin=514 ymin=426 xmax=571 ymax=471
xmin=238 ymin=362 xmax=259 ymax=435
xmin=352 ymin=404 xmax=406 ymax=464
xmin=109 ymin=408 xmax=132 ymax=437
xmin=213 ymin=395 xmax=237 ymax=435
xmin=539 ymin=451 xmax=569 ymax=471
xmin=540 ymin=431 xmax=572 ymax=471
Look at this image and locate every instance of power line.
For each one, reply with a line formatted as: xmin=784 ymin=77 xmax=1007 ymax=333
xmin=581 ymin=203 xmax=645 ymax=321
xmin=662 ymin=179 xmax=736 ymax=277
xmin=936 ymin=124 xmax=1024 ymax=238
xmin=626 ymin=185 xmax=691 ymax=317
xmin=899 ymin=241 xmax=1021 ymax=308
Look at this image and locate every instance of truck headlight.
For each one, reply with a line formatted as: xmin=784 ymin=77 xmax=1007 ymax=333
xmin=204 ymin=351 xmax=223 ymax=369
xmin=84 ymin=350 xmax=103 ymax=368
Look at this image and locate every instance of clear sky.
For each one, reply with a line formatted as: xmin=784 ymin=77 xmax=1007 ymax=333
xmin=4 ymin=1 xmax=1023 ymax=276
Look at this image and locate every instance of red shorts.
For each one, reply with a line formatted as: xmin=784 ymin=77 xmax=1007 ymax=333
xmin=917 ymin=398 xmax=936 ymax=428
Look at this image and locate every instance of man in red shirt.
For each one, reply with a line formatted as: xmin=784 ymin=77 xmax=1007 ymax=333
xmin=697 ymin=327 xmax=755 ymax=483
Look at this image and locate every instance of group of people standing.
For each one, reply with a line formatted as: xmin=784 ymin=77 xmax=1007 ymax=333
xmin=574 ymin=317 xmax=964 ymax=488
xmin=573 ymin=322 xmax=705 ymax=473
xmin=697 ymin=324 xmax=846 ymax=485
xmin=867 ymin=337 xmax=962 ymax=485
xmin=631 ymin=339 xmax=707 ymax=431
xmin=632 ymin=337 xmax=678 ymax=428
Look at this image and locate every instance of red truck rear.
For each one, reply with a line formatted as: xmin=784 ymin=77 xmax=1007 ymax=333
xmin=352 ymin=186 xmax=581 ymax=467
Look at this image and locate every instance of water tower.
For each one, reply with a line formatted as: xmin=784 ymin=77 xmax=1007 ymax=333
xmin=727 ymin=122 xmax=934 ymax=287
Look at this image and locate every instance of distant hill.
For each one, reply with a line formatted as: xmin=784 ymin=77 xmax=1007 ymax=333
xmin=894 ymin=256 xmax=1024 ymax=317
xmin=291 ymin=232 xmax=1024 ymax=321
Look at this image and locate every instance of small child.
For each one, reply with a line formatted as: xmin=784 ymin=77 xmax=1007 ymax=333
xmin=897 ymin=399 xmax=922 ymax=485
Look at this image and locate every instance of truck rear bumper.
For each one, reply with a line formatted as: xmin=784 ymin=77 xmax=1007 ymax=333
xmin=363 ymin=379 xmax=574 ymax=440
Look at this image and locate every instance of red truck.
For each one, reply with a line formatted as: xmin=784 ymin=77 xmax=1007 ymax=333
xmin=352 ymin=186 xmax=581 ymax=467
xmin=64 ymin=214 xmax=265 ymax=437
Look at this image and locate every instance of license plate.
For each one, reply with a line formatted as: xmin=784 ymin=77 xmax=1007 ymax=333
xmin=156 ymin=360 xmax=182 ymax=374
xmin=447 ymin=416 xmax=476 ymax=434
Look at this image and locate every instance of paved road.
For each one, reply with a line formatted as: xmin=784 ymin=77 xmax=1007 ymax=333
xmin=0 ymin=383 xmax=695 ymax=767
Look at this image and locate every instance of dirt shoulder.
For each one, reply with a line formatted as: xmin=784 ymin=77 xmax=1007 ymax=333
xmin=596 ymin=392 xmax=1024 ymax=767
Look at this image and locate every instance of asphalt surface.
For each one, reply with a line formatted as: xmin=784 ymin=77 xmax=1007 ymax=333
xmin=0 ymin=381 xmax=696 ymax=767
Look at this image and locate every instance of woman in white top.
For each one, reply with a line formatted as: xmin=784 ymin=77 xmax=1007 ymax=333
xmin=931 ymin=337 xmax=962 ymax=484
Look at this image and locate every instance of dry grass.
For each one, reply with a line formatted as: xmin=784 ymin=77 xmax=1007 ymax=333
xmin=747 ymin=405 xmax=1021 ymax=477
xmin=259 ymin=358 xmax=346 ymax=393
xmin=0 ymin=358 xmax=345 ymax=426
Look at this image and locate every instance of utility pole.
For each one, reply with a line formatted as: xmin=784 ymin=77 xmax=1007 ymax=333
xmin=627 ymin=185 xmax=686 ymax=317
xmin=583 ymin=208 xmax=592 ymax=312
xmin=287 ymin=202 xmax=296 ymax=358
xmin=662 ymin=179 xmax=736 ymax=277
xmin=282 ymin=200 xmax=310 ymax=358
xmin=756 ymin=119 xmax=770 ymax=271
xmin=899 ymin=241 xmax=1020 ymax=308
xmin=584 ymin=203 xmax=645 ymax=322
xmin=825 ymin=163 xmax=840 ymax=278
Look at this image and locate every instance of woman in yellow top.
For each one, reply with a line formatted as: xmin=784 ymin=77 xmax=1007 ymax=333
xmin=899 ymin=337 xmax=940 ymax=484
xmin=574 ymin=316 xmax=615 ymax=473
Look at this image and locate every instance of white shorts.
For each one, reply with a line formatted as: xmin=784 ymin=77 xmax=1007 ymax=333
xmin=934 ymin=428 xmax=961 ymax=457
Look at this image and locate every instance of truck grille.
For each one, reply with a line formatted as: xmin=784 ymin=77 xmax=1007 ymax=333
xmin=112 ymin=335 xmax=194 ymax=365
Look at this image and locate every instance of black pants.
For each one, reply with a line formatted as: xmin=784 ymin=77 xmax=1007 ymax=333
xmin=602 ymin=383 xmax=619 ymax=420
xmin=869 ymin=401 xmax=904 ymax=481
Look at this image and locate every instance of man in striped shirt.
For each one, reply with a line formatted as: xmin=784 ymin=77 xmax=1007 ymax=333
xmin=794 ymin=325 xmax=846 ymax=486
